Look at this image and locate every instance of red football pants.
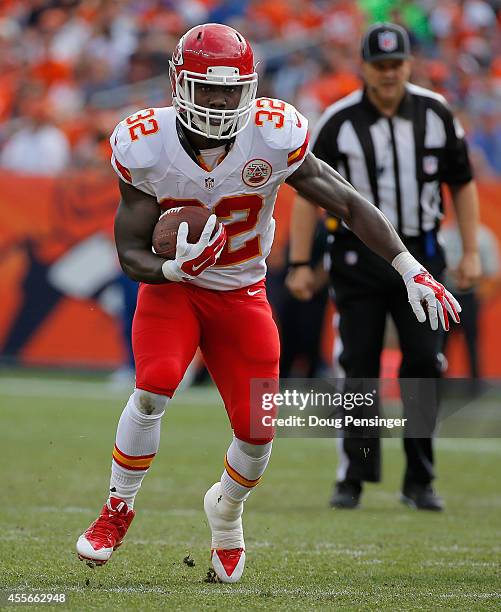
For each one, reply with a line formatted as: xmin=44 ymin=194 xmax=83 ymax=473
xmin=132 ymin=279 xmax=279 ymax=443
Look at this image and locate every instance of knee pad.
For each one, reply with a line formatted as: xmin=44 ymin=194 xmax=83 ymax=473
xmin=235 ymin=437 xmax=272 ymax=460
xmin=133 ymin=389 xmax=169 ymax=416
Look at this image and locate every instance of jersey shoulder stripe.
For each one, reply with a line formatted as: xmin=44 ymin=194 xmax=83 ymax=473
xmin=287 ymin=131 xmax=310 ymax=166
xmin=112 ymin=154 xmax=132 ymax=183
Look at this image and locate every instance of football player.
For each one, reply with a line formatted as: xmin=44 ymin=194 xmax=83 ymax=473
xmin=76 ymin=23 xmax=460 ymax=582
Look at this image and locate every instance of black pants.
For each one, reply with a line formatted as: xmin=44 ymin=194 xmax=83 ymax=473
xmin=442 ymin=289 xmax=479 ymax=379
xmin=330 ymin=232 xmax=445 ymax=486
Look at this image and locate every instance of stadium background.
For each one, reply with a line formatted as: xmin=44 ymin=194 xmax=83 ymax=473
xmin=1 ymin=0 xmax=501 ymax=377
xmin=1 ymin=3 xmax=500 ymax=608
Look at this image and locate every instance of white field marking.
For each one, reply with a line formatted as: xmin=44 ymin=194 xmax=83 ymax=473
xmin=432 ymin=544 xmax=501 ymax=554
xmin=0 ymin=523 xmax=383 ymax=559
xmin=0 ymin=534 xmax=45 ymax=542
xmin=312 ymin=549 xmax=377 ymax=558
xmin=423 ymin=560 xmax=500 ymax=568
xmin=5 ymin=585 xmax=362 ymax=597
xmin=302 ymin=551 xmax=384 ymax=564
xmin=0 ymin=377 xmax=222 ymax=405
xmin=5 ymin=585 xmax=500 ymax=599
xmin=315 ymin=542 xmax=378 ymax=551
xmin=126 ymin=538 xmax=202 ymax=546
xmin=248 ymin=540 xmax=273 ymax=548
xmin=290 ymin=550 xmax=381 ymax=560
xmin=0 ymin=532 xmax=200 ymax=548
xmin=437 ymin=593 xmax=501 ymax=600
xmin=0 ymin=529 xmax=362 ymax=552
xmin=36 ymin=506 xmax=92 ymax=514
xmin=445 ymin=497 xmax=501 ymax=509
xmin=3 ymin=505 xmax=200 ymax=517
xmin=313 ymin=541 xmax=501 ymax=556
xmin=0 ymin=533 xmax=198 ymax=548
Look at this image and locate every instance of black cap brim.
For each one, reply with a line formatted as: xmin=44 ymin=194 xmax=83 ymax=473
xmin=364 ymin=52 xmax=410 ymax=63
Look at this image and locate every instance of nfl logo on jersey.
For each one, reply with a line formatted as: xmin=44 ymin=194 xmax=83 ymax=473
xmin=423 ymin=156 xmax=438 ymax=175
xmin=205 ymin=177 xmax=215 ymax=190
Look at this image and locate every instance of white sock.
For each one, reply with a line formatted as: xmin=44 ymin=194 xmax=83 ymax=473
xmin=205 ymin=482 xmax=244 ymax=549
xmin=221 ymin=437 xmax=273 ymax=502
xmin=109 ymin=389 xmax=168 ymax=509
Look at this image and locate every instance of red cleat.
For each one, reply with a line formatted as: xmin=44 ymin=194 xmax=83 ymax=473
xmin=211 ymin=548 xmax=246 ymax=583
xmin=204 ymin=483 xmax=246 ymax=582
xmin=76 ymin=497 xmax=135 ymax=567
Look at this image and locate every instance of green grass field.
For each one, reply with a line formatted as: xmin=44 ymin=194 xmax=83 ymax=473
xmin=1 ymin=374 xmax=500 ymax=611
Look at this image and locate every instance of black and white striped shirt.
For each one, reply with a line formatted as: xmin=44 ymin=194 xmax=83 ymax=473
xmin=312 ymin=83 xmax=473 ymax=237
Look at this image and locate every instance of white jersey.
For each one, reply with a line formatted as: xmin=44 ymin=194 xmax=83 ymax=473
xmin=110 ymin=99 xmax=309 ymax=290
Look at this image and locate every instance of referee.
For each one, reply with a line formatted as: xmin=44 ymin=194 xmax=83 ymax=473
xmin=286 ymin=23 xmax=481 ymax=511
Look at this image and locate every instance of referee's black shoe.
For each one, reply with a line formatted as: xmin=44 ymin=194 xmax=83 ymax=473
xmin=329 ymin=480 xmax=362 ymax=509
xmin=400 ymin=483 xmax=444 ymax=511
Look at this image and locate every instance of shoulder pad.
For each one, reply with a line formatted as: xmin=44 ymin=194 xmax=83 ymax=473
xmin=253 ymin=98 xmax=309 ymax=153
xmin=110 ymin=108 xmax=166 ymax=182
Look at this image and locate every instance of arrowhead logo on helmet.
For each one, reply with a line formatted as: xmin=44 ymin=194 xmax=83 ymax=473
xmin=171 ymin=38 xmax=184 ymax=66
xmin=169 ymin=23 xmax=258 ymax=140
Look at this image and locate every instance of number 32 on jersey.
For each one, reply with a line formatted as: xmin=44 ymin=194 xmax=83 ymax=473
xmin=126 ymin=109 xmax=159 ymax=141
xmin=254 ymin=98 xmax=302 ymax=129
xmin=161 ymin=195 xmax=264 ymax=267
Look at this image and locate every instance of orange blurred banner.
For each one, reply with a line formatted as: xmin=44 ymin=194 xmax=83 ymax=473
xmin=0 ymin=169 xmax=122 ymax=368
xmin=1 ymin=172 xmax=500 ymax=375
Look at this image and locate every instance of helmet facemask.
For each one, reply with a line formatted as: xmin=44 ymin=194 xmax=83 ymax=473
xmin=170 ymin=63 xmax=258 ymax=139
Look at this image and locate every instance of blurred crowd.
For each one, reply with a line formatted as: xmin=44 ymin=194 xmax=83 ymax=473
xmin=0 ymin=0 xmax=500 ymax=177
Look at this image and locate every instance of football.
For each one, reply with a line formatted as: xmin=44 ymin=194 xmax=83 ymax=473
xmin=152 ymin=206 xmax=216 ymax=259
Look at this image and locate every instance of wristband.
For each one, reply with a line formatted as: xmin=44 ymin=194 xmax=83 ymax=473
xmin=391 ymin=252 xmax=421 ymax=277
xmin=162 ymin=259 xmax=183 ymax=282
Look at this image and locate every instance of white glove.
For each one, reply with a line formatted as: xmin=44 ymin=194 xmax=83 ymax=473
xmin=393 ymin=252 xmax=461 ymax=331
xmin=161 ymin=215 xmax=226 ymax=282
